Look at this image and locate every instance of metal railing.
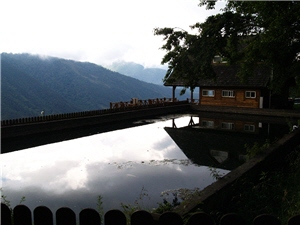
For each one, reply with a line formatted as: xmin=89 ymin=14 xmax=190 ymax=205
xmin=110 ymin=98 xmax=177 ymax=109
xmin=1 ymin=98 xmax=188 ymax=127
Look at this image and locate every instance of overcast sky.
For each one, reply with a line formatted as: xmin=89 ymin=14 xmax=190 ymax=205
xmin=1 ymin=0 xmax=225 ymax=68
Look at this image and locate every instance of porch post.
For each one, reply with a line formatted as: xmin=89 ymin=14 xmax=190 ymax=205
xmin=199 ymin=87 xmax=201 ymax=105
xmin=190 ymin=87 xmax=194 ymax=103
xmin=172 ymin=118 xmax=177 ymax=128
xmin=172 ymin=86 xmax=176 ymax=101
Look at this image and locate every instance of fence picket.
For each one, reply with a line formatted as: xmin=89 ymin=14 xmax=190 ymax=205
xmin=220 ymin=213 xmax=245 ymax=225
xmin=187 ymin=212 xmax=214 ymax=225
xmin=34 ymin=206 xmax=53 ymax=225
xmin=104 ymin=209 xmax=126 ymax=225
xmin=131 ymin=210 xmax=154 ymax=225
xmin=79 ymin=208 xmax=101 ymax=225
xmin=288 ymin=215 xmax=300 ymax=225
xmin=1 ymin=203 xmax=12 ymax=225
xmin=56 ymin=207 xmax=76 ymax=225
xmin=253 ymin=214 xmax=281 ymax=225
xmin=13 ymin=205 xmax=32 ymax=225
xmin=159 ymin=212 xmax=183 ymax=225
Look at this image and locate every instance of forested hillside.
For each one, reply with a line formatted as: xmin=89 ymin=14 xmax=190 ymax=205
xmin=1 ymin=53 xmax=172 ymax=120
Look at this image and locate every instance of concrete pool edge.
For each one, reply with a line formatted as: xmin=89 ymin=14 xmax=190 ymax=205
xmin=173 ymin=128 xmax=300 ymax=216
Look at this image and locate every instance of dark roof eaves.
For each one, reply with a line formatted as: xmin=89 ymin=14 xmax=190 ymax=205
xmin=164 ymin=64 xmax=270 ymax=88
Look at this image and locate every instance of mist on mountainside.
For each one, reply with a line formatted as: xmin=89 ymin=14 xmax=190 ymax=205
xmin=108 ymin=61 xmax=166 ymax=85
xmin=1 ymin=53 xmax=174 ymax=120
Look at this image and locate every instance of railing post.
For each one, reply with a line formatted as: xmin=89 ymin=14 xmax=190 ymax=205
xmin=219 ymin=213 xmax=245 ymax=225
xmin=131 ymin=210 xmax=154 ymax=225
xmin=1 ymin=203 xmax=12 ymax=225
xmin=79 ymin=208 xmax=101 ymax=225
xmin=159 ymin=212 xmax=183 ymax=225
xmin=253 ymin=214 xmax=281 ymax=225
xmin=13 ymin=205 xmax=32 ymax=225
xmin=104 ymin=210 xmax=126 ymax=225
xmin=187 ymin=212 xmax=214 ymax=225
xmin=288 ymin=215 xmax=300 ymax=225
xmin=34 ymin=206 xmax=53 ymax=225
xmin=56 ymin=207 xmax=76 ymax=225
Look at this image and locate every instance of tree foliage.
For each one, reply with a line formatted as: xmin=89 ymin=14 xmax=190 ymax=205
xmin=154 ymin=1 xmax=300 ymax=95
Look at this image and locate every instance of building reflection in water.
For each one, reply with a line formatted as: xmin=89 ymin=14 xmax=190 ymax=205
xmin=165 ymin=114 xmax=289 ymax=170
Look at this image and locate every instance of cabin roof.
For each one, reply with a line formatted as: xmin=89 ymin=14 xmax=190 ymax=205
xmin=164 ymin=64 xmax=270 ymax=88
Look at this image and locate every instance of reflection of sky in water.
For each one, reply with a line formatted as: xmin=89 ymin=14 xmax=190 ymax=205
xmin=1 ymin=116 xmax=228 ymax=213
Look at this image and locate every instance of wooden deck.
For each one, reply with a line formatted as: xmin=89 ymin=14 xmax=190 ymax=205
xmin=191 ymin=105 xmax=300 ymax=119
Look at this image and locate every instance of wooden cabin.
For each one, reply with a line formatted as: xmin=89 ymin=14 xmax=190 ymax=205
xmin=164 ymin=64 xmax=271 ymax=108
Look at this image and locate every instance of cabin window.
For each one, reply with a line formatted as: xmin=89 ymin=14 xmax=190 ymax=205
xmin=201 ymin=120 xmax=214 ymax=128
xmin=221 ymin=122 xmax=234 ymax=130
xmin=244 ymin=124 xmax=255 ymax=132
xmin=245 ymin=91 xmax=256 ymax=98
xmin=202 ymin=90 xmax=215 ymax=97
xmin=222 ymin=90 xmax=235 ymax=97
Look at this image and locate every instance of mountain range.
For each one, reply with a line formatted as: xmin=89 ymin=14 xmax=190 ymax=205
xmin=1 ymin=53 xmax=175 ymax=120
xmin=108 ymin=61 xmax=195 ymax=98
xmin=108 ymin=61 xmax=166 ymax=85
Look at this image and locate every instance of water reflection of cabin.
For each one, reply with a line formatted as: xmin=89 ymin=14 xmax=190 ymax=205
xmin=165 ymin=116 xmax=267 ymax=170
xmin=164 ymin=64 xmax=271 ymax=108
xmin=195 ymin=117 xmax=260 ymax=134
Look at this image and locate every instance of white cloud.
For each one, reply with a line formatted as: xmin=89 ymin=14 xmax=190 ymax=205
xmin=0 ymin=0 xmax=224 ymax=67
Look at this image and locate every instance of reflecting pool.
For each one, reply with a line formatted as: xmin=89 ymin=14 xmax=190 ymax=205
xmin=1 ymin=114 xmax=289 ymax=214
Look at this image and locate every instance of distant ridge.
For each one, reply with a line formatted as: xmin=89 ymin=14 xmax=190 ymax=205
xmin=1 ymin=53 xmax=172 ymax=120
xmin=107 ymin=60 xmax=196 ymax=99
xmin=108 ymin=61 xmax=166 ymax=85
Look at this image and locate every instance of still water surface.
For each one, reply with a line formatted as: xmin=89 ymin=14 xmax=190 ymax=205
xmin=2 ymin=113 xmax=285 ymax=214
